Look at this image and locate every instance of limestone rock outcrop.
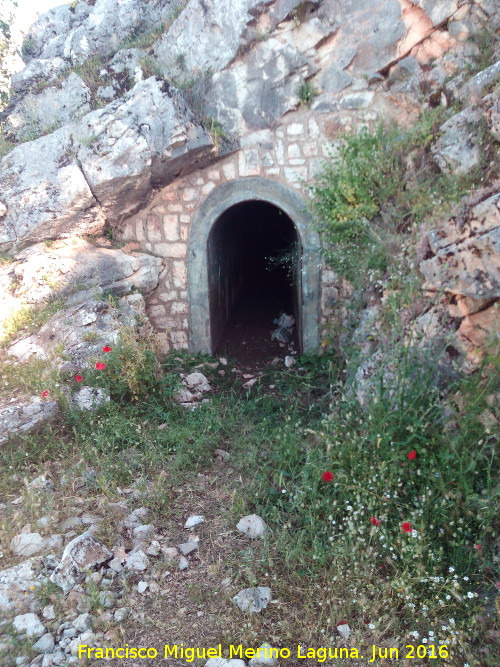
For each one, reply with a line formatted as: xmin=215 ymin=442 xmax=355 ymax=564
xmin=0 ymin=398 xmax=59 ymax=445
xmin=1 ymin=0 xmax=485 ymax=248
xmin=0 ymin=78 xmax=214 ymax=246
xmin=421 ymin=191 xmax=500 ymax=299
xmin=421 ymin=186 xmax=500 ymax=368
xmin=4 ymin=73 xmax=92 ymax=142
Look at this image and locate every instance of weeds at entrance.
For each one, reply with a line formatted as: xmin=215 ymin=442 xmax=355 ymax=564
xmin=0 ymin=338 xmax=496 ymax=664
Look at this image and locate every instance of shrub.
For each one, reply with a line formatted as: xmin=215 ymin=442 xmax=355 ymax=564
xmin=83 ymin=326 xmax=171 ymax=402
xmin=297 ymin=79 xmax=317 ymax=106
xmin=20 ymin=36 xmax=37 ymax=59
xmin=308 ymin=109 xmax=479 ymax=282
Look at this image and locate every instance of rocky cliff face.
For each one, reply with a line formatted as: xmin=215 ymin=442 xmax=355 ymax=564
xmin=0 ymin=0 xmax=498 ymax=428
xmin=1 ymin=0 xmax=498 ymax=248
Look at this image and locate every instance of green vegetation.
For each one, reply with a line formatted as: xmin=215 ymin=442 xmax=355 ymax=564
xmin=308 ymin=109 xmax=484 ymax=282
xmin=72 ymin=55 xmax=108 ymax=98
xmin=118 ymin=23 xmax=166 ymax=50
xmin=0 ymin=337 xmax=496 ymax=663
xmin=204 ymin=116 xmax=228 ymax=147
xmin=139 ymin=55 xmax=162 ymax=79
xmin=20 ymin=36 xmax=37 ymax=59
xmin=467 ymin=22 xmax=498 ymax=74
xmin=0 ymin=298 xmax=66 ymax=348
xmin=0 ymin=123 xmax=13 ymax=157
xmin=297 ymin=79 xmax=317 ymax=107
xmin=291 ymin=1 xmax=312 ymax=26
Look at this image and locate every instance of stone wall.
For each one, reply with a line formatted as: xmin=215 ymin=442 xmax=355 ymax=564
xmin=115 ymin=102 xmax=388 ymax=353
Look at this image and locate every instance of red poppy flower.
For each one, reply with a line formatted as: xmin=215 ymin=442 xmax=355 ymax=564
xmin=321 ymin=471 xmax=334 ymax=482
xmin=41 ymin=390 xmax=49 ymax=398
xmin=474 ymin=544 xmax=481 ymax=551
xmin=370 ymin=517 xmax=381 ymax=526
xmin=102 ymin=346 xmax=112 ymax=353
xmin=95 ymin=362 xmax=107 ymax=370
xmin=401 ymin=522 xmax=413 ymax=533
xmin=407 ymin=450 xmax=417 ymax=461
xmin=75 ymin=374 xmax=83 ymax=383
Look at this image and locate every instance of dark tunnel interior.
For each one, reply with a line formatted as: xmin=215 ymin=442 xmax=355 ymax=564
xmin=208 ymin=200 xmax=301 ymax=364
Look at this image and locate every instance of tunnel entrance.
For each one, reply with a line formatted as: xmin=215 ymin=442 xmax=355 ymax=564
xmin=188 ymin=178 xmax=320 ymax=357
xmin=208 ymin=201 xmax=300 ymax=363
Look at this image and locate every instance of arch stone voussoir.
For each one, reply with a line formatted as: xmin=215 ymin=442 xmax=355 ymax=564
xmin=188 ymin=178 xmax=321 ymax=354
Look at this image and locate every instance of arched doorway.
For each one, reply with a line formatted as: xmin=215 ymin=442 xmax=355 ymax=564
xmin=208 ymin=200 xmax=300 ymax=362
xmin=188 ymin=178 xmax=321 ymax=356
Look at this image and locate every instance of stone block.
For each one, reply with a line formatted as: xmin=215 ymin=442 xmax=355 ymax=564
xmin=182 ymin=188 xmax=199 ymax=202
xmin=303 ymin=141 xmax=318 ymax=157
xmin=222 ymin=162 xmax=236 ymax=180
xmin=135 ymin=219 xmax=146 ymax=242
xmin=162 ymin=190 xmax=179 ymax=201
xmin=149 ymin=305 xmax=166 ymax=318
xmin=202 ymin=182 xmax=216 ymax=195
xmin=146 ymin=215 xmax=162 ymax=242
xmin=171 ymin=301 xmax=188 ymax=314
xmin=287 ymin=123 xmax=304 ymax=136
xmin=173 ymin=261 xmax=187 ymax=288
xmin=171 ymin=331 xmax=188 ymax=349
xmin=239 ymin=150 xmax=260 ymax=176
xmin=163 ymin=215 xmax=179 ymax=242
xmin=154 ymin=243 xmax=187 ymax=258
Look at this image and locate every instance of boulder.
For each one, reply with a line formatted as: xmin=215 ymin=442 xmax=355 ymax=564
xmin=11 ymin=239 xmax=162 ymax=305
xmin=12 ymin=613 xmax=45 ymax=639
xmin=0 ymin=78 xmax=213 ymax=248
xmin=233 ymin=586 xmax=272 ymax=613
xmin=0 ymin=559 xmax=45 ymax=611
xmin=458 ymin=60 xmax=500 ymax=104
xmin=72 ymin=386 xmax=110 ymax=411
xmin=76 ymin=78 xmax=211 ymax=222
xmin=0 ymin=398 xmax=59 ymax=445
xmin=7 ymin=292 xmax=152 ymax=367
xmin=236 ymin=514 xmax=268 ymax=539
xmin=49 ymin=532 xmax=113 ymax=593
xmin=0 ymin=126 xmax=99 ymax=246
xmin=431 ymin=106 xmax=483 ymax=175
xmin=10 ymin=533 xmax=47 ymax=558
